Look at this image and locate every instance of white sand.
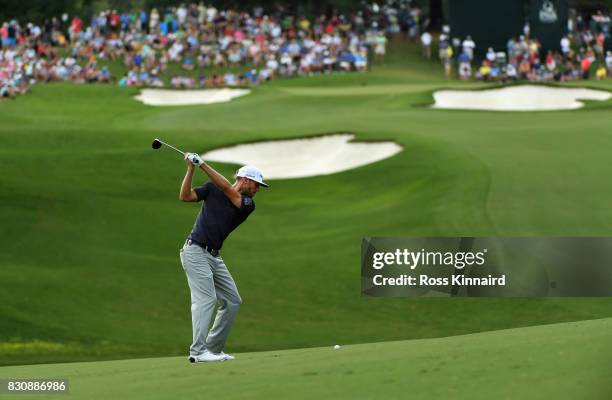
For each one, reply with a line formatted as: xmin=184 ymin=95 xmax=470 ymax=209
xmin=202 ymin=134 xmax=403 ymax=179
xmin=432 ymin=85 xmax=611 ymax=111
xmin=134 ymin=88 xmax=250 ymax=106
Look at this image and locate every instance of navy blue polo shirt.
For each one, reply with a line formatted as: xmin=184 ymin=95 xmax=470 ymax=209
xmin=188 ymin=182 xmax=255 ymax=250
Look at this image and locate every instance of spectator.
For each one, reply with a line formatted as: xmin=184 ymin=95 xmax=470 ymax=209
xmin=486 ymin=47 xmax=495 ymax=63
xmin=594 ymin=32 xmax=605 ymax=59
xmin=476 ymin=61 xmax=491 ymax=81
xmin=580 ymin=55 xmax=593 ymax=79
xmin=374 ymin=31 xmax=387 ymax=64
xmin=545 ymin=51 xmax=556 ymax=71
xmin=443 ymin=45 xmax=453 ymax=79
xmin=595 ymin=63 xmax=607 ymax=80
xmin=420 ymin=31 xmax=432 ymax=59
xmin=506 ymin=63 xmax=518 ymax=81
xmin=458 ymin=51 xmax=471 ymax=80
xmin=560 ymin=35 xmax=571 ymax=57
xmin=462 ymin=35 xmax=475 ymax=61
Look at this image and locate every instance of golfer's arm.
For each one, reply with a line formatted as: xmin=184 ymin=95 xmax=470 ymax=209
xmin=179 ymin=167 xmax=198 ymax=202
xmin=199 ymin=162 xmax=242 ymax=207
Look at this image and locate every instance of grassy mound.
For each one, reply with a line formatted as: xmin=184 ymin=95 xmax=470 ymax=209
xmin=2 ymin=318 xmax=611 ymax=399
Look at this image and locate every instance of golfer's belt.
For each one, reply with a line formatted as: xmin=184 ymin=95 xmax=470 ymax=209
xmin=187 ymin=239 xmax=220 ymax=257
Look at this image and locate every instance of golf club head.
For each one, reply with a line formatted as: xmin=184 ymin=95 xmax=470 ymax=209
xmin=152 ymin=138 xmax=162 ymax=150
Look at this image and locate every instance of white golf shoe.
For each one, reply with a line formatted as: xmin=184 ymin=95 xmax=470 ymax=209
xmin=219 ymin=351 xmax=235 ymax=360
xmin=188 ymin=350 xmax=229 ymax=363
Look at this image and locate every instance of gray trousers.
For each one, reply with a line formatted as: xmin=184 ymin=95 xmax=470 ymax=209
xmin=180 ymin=242 xmax=242 ymax=356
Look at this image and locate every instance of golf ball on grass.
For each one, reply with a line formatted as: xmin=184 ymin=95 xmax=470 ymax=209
xmin=334 ymin=345 xmax=341 ymax=350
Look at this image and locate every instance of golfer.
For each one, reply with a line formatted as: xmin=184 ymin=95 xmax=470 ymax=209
xmin=179 ymin=152 xmax=268 ymax=363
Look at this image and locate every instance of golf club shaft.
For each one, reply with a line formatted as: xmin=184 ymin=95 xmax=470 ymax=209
xmin=159 ymin=140 xmax=185 ymax=156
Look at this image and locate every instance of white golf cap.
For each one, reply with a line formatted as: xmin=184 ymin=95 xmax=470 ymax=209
xmin=236 ymin=165 xmax=270 ymax=188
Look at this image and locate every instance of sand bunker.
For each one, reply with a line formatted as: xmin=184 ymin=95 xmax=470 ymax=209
xmin=202 ymin=134 xmax=403 ymax=179
xmin=134 ymin=88 xmax=250 ymax=106
xmin=432 ymin=85 xmax=611 ymax=111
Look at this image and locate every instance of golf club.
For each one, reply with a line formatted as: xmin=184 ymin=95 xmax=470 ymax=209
xmin=152 ymin=138 xmax=185 ymax=156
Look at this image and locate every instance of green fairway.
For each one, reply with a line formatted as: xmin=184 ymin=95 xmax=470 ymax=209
xmin=2 ymin=318 xmax=611 ymax=400
xmin=1 ymin=41 xmax=612 ymax=366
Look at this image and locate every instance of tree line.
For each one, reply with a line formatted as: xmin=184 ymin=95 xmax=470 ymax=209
xmin=1 ymin=0 xmax=371 ymax=24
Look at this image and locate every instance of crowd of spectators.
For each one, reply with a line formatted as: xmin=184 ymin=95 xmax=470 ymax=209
xmin=1 ymin=1 xmax=425 ymax=99
xmin=423 ymin=10 xmax=612 ymax=82
xmin=0 ymin=17 xmax=116 ymax=99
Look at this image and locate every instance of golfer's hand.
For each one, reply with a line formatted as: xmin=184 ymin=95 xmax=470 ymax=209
xmin=184 ymin=153 xmax=194 ymax=169
xmin=185 ymin=153 xmax=204 ymax=167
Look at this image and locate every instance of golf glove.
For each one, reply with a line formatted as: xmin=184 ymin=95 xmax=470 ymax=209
xmin=186 ymin=153 xmax=204 ymax=166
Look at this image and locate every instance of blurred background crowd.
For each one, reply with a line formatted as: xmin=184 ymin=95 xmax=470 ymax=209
xmin=3 ymin=1 xmax=612 ymax=100
xmin=1 ymin=1 xmax=425 ymax=99
xmin=424 ymin=8 xmax=611 ymax=82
